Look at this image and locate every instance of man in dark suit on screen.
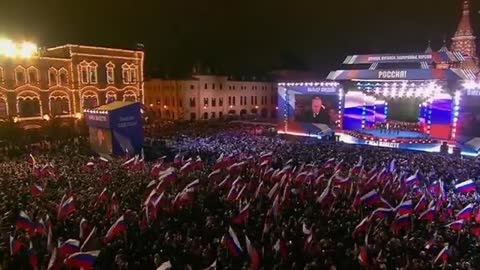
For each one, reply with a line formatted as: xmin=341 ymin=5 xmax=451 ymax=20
xmin=301 ymin=96 xmax=330 ymax=124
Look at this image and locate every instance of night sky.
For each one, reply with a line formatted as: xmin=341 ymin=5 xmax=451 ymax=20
xmin=0 ymin=0 xmax=477 ymax=77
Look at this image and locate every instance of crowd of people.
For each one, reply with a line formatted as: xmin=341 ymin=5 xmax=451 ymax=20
xmin=373 ymin=120 xmax=423 ymax=134
xmin=2 ymin=125 xmax=480 ymax=269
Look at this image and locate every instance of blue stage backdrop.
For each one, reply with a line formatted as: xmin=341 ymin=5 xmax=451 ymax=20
xmin=84 ymin=101 xmax=143 ymax=156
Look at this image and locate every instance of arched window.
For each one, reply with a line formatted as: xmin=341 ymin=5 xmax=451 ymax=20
xmin=58 ymin=68 xmax=68 ymax=85
xmin=0 ymin=95 xmax=7 ymax=118
xmin=81 ymin=91 xmax=98 ymax=109
xmin=78 ymin=61 xmax=97 ymax=84
xmin=106 ymin=62 xmax=115 ymax=84
xmin=106 ymin=91 xmax=116 ymax=104
xmin=122 ymin=63 xmax=130 ymax=84
xmin=122 ymin=63 xmax=139 ymax=84
xmin=123 ymin=90 xmax=137 ymax=102
xmin=89 ymin=62 xmax=98 ymax=84
xmin=49 ymin=91 xmax=70 ymax=116
xmin=48 ymin=67 xmax=58 ymax=86
xmin=17 ymin=92 xmax=41 ymax=118
xmin=15 ymin=66 xmax=26 ymax=85
xmin=27 ymin=67 xmax=39 ymax=84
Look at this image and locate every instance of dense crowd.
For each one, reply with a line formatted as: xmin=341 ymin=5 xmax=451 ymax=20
xmin=2 ymin=126 xmax=480 ymax=270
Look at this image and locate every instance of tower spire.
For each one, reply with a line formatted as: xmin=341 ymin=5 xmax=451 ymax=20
xmin=450 ymin=0 xmax=478 ymax=73
xmin=425 ymin=40 xmax=433 ymax=53
xmin=451 ymin=0 xmax=477 ymax=59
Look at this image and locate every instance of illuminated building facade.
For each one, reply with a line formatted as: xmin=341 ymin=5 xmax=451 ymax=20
xmin=144 ymin=75 xmax=277 ymax=121
xmin=0 ymin=43 xmax=144 ymax=127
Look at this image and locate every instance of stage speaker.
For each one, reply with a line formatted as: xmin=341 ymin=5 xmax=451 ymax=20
xmin=440 ymin=142 xmax=448 ymax=154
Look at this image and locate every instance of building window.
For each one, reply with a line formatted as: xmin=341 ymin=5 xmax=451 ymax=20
xmin=172 ymin=96 xmax=175 ymax=107
xmin=156 ymin=99 xmax=161 ymax=105
xmin=58 ymin=68 xmax=68 ymax=85
xmin=219 ymin=111 xmax=223 ymax=118
xmin=190 ymin=112 xmax=196 ymax=120
xmin=212 ymin=84 xmax=215 ymax=90
xmin=240 ymin=97 xmax=243 ymax=106
xmin=233 ymin=86 xmax=236 ymax=90
xmin=228 ymin=96 xmax=232 ymax=106
xmin=232 ymin=96 xmax=236 ymax=106
xmin=203 ymin=98 xmax=208 ymax=107
xmin=251 ymin=96 xmax=254 ymax=105
xmin=271 ymin=95 xmax=276 ymax=105
xmin=220 ymin=84 xmax=223 ymax=90
xmin=254 ymin=96 xmax=257 ymax=105
xmin=48 ymin=68 xmax=58 ymax=86
xmin=203 ymin=112 xmax=208 ymax=119
xmin=219 ymin=98 xmax=223 ymax=106
xmin=190 ymin=85 xmax=195 ymax=90
xmin=121 ymin=63 xmax=138 ymax=84
xmin=79 ymin=61 xmax=97 ymax=84
xmin=212 ymin=98 xmax=216 ymax=107
xmin=189 ymin=98 xmax=196 ymax=107
xmin=15 ymin=66 xmax=26 ymax=84
xmin=27 ymin=67 xmax=39 ymax=84
xmin=204 ymin=83 xmax=208 ymax=90
xmin=106 ymin=62 xmax=115 ymax=84
xmin=211 ymin=112 xmax=216 ymax=118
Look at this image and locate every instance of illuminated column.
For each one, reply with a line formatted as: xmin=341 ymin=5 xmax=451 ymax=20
xmin=426 ymin=101 xmax=432 ymax=135
xmin=337 ymin=87 xmax=344 ymax=129
xmin=451 ymin=91 xmax=461 ymax=139
xmin=384 ymin=101 xmax=388 ymax=120
xmin=361 ymin=93 xmax=366 ymax=129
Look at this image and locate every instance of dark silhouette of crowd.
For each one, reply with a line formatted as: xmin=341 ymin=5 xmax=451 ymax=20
xmin=2 ymin=125 xmax=480 ymax=270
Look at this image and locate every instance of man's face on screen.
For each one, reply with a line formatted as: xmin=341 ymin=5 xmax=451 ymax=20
xmin=312 ymin=97 xmax=322 ymax=114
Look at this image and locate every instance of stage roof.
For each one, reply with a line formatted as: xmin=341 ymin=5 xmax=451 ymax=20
xmin=94 ymin=101 xmax=136 ymax=112
xmin=342 ymin=52 xmax=465 ymax=65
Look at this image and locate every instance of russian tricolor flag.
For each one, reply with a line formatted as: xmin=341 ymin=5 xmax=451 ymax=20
xmin=395 ymin=214 xmax=411 ymax=229
xmin=245 ymin=235 xmax=260 ymax=270
xmin=456 ymin=203 xmax=473 ymax=220
xmin=29 ymin=184 xmax=44 ymax=197
xmin=104 ymin=215 xmax=127 ymax=242
xmin=324 ymin=158 xmax=336 ymax=169
xmin=419 ymin=207 xmax=435 ymax=221
xmin=232 ymin=203 xmax=250 ymax=224
xmin=224 ymin=226 xmax=243 ymax=256
xmin=352 ymin=217 xmax=369 ymax=238
xmin=414 ymin=195 xmax=427 ymax=213
xmin=371 ymin=208 xmax=393 ymax=219
xmin=360 ymin=190 xmax=379 ymax=205
xmin=455 ymin=180 xmax=476 ymax=194
xmin=396 ymin=200 xmax=413 ymax=215
xmin=59 ymin=239 xmax=80 ymax=256
xmin=405 ymin=171 xmax=420 ymax=186
xmin=9 ymin=235 xmax=21 ymax=256
xmin=57 ymin=196 xmax=76 ymax=221
xmin=64 ymin=250 xmax=100 ymax=270
xmin=16 ymin=210 xmax=35 ymax=232
xmin=433 ymin=245 xmax=449 ymax=264
xmin=446 ymin=220 xmax=464 ymax=231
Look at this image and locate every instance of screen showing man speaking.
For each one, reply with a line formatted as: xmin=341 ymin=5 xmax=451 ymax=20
xmin=294 ymin=94 xmax=338 ymax=127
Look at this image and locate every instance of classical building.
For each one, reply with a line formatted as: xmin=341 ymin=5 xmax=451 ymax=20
xmin=144 ymin=74 xmax=277 ymax=121
xmin=0 ymin=43 xmax=144 ymax=127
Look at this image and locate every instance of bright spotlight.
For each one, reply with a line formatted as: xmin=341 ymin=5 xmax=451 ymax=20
xmin=20 ymin=42 xmax=37 ymax=58
xmin=0 ymin=39 xmax=16 ymax=57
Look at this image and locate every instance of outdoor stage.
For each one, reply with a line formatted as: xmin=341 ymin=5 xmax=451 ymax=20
xmin=277 ymin=52 xmax=480 ymax=156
